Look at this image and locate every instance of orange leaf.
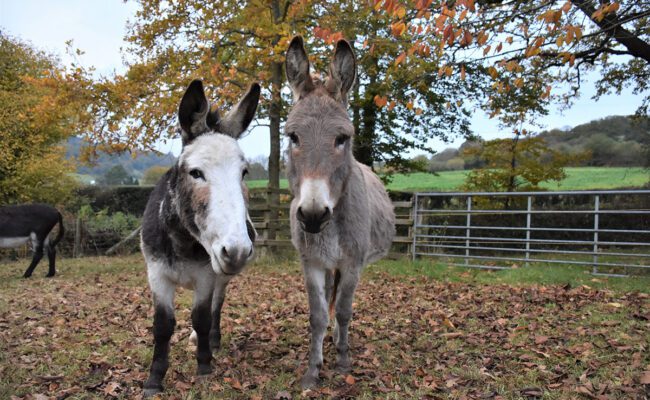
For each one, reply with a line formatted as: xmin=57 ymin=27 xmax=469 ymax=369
xmin=395 ymin=52 xmax=406 ymax=66
xmin=345 ymin=375 xmax=356 ymax=385
xmin=373 ymin=95 xmax=388 ymax=108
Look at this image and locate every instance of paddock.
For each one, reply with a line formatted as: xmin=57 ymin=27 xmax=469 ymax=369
xmin=1 ymin=254 xmax=648 ymax=399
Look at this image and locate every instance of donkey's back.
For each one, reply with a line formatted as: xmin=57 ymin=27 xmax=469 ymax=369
xmin=357 ymin=162 xmax=395 ymax=264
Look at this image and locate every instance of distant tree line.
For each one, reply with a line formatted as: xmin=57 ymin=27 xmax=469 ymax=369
xmin=420 ymin=116 xmax=649 ymax=172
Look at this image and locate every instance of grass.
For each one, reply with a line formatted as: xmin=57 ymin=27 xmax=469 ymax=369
xmin=246 ymin=166 xmax=649 ymax=192
xmin=1 ymin=253 xmax=649 ymax=399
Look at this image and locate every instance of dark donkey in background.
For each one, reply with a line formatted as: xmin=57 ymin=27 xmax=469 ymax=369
xmin=284 ymin=37 xmax=396 ymax=388
xmin=0 ymin=204 xmax=64 ymax=278
xmin=140 ymin=79 xmax=260 ymax=396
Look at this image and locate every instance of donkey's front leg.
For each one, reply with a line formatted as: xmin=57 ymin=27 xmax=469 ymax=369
xmin=333 ymin=267 xmax=360 ymax=373
xmin=209 ymin=276 xmax=230 ymax=353
xmin=192 ymin=278 xmax=215 ymax=376
xmin=144 ymin=280 xmax=176 ymax=397
xmin=301 ymin=266 xmax=328 ymax=389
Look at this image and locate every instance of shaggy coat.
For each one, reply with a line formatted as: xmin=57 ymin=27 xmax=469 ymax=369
xmin=284 ymin=36 xmax=395 ymax=389
xmin=0 ymin=204 xmax=64 ymax=278
xmin=140 ymin=80 xmax=259 ymax=397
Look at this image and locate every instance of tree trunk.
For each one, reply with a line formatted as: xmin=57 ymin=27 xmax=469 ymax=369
xmin=354 ymin=69 xmax=377 ymax=167
xmin=267 ymin=61 xmax=282 ymax=241
xmin=266 ymin=0 xmax=284 ymax=242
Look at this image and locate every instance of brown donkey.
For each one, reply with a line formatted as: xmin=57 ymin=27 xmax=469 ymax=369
xmin=285 ymin=36 xmax=396 ymax=389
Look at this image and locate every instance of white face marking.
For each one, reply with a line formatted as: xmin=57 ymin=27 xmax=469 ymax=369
xmin=180 ymin=134 xmax=253 ymax=274
xmin=0 ymin=236 xmax=31 ymax=249
xmin=298 ymin=178 xmax=333 ymax=213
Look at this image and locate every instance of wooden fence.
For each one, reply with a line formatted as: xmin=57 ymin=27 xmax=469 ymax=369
xmin=248 ymin=188 xmax=414 ymax=258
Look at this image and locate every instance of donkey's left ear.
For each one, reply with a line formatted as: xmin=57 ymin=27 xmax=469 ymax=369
xmin=218 ymin=83 xmax=261 ymax=139
xmin=329 ymin=39 xmax=356 ymax=102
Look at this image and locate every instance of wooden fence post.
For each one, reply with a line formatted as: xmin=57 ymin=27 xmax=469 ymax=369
xmin=73 ymin=216 xmax=82 ymax=258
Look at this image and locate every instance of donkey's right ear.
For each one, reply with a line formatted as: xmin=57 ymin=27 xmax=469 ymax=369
xmin=178 ymin=79 xmax=210 ymax=145
xmin=285 ymin=36 xmax=314 ymax=100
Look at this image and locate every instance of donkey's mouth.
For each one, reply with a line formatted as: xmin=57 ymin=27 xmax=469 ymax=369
xmin=300 ymin=220 xmax=330 ymax=234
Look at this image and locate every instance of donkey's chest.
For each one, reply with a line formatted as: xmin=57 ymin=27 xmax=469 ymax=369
xmin=295 ymin=230 xmax=345 ymax=269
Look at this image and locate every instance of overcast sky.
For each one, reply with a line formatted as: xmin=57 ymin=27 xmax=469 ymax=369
xmin=1 ymin=0 xmax=645 ymax=159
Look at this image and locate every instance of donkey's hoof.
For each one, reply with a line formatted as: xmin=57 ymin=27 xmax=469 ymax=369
xmin=46 ymin=273 xmax=55 ymax=278
xmin=143 ymin=386 xmax=163 ymax=398
xmin=197 ymin=363 xmax=213 ymax=376
xmin=335 ymin=362 xmax=352 ymax=374
xmin=22 ymin=274 xmax=32 ymax=279
xmin=300 ymin=374 xmax=320 ymax=390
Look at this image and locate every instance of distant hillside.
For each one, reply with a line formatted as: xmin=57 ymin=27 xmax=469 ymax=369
xmin=65 ymin=137 xmax=176 ymax=179
xmin=425 ymin=115 xmax=649 ymax=172
xmin=539 ymin=115 xmax=649 ymax=167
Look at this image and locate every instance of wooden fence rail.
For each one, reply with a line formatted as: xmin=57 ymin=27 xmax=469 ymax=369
xmin=248 ymin=187 xmax=414 ymax=258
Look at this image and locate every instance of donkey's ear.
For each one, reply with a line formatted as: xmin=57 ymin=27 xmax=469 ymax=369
xmin=179 ymin=80 xmax=210 ymax=144
xmin=285 ymin=36 xmax=314 ymax=100
xmin=329 ymin=39 xmax=356 ymax=102
xmin=217 ymin=83 xmax=261 ymax=139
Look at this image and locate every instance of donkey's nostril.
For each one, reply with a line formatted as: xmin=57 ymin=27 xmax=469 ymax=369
xmin=221 ymin=246 xmax=229 ymax=260
xmin=321 ymin=208 xmax=331 ymax=221
xmin=297 ymin=206 xmax=306 ymax=221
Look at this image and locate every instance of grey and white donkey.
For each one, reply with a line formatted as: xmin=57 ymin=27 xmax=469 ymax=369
xmin=284 ymin=37 xmax=396 ymax=389
xmin=140 ymin=80 xmax=260 ymax=396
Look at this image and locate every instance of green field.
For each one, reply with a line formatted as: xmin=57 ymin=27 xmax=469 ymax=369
xmin=247 ymin=167 xmax=649 ymax=192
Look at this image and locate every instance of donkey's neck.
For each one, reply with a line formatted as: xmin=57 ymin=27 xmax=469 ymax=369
xmin=159 ymin=169 xmax=209 ymax=263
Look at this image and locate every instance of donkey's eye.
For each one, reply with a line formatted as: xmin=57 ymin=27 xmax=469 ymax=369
xmin=242 ymin=168 xmax=249 ymax=179
xmin=335 ymin=134 xmax=350 ymax=147
xmin=189 ymin=169 xmax=205 ymax=180
xmin=288 ymin=132 xmax=300 ymax=146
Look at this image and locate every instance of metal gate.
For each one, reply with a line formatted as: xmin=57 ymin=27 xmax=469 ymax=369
xmin=411 ymin=190 xmax=650 ymax=276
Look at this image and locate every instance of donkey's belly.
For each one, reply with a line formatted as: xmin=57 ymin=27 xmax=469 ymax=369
xmin=170 ymin=260 xmax=216 ymax=289
xmin=0 ymin=236 xmax=31 ymax=249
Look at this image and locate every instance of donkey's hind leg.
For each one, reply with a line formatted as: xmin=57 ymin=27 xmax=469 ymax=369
xmin=45 ymin=239 xmax=56 ymax=277
xmin=23 ymin=235 xmax=44 ymax=278
xmin=192 ymin=277 xmax=215 ymax=376
xmin=333 ymin=267 xmax=360 ymax=374
xmin=144 ymin=275 xmax=176 ymax=397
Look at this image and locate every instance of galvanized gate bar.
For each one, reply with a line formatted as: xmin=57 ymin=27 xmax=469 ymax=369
xmin=411 ymin=190 xmax=650 ymax=276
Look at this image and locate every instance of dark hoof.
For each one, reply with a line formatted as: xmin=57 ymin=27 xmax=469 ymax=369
xmin=335 ymin=363 xmax=352 ymax=374
xmin=23 ymin=274 xmax=32 ymax=279
xmin=46 ymin=273 xmax=55 ymax=278
xmin=197 ymin=363 xmax=213 ymax=376
xmin=300 ymin=374 xmax=320 ymax=390
xmin=143 ymin=386 xmax=163 ymax=398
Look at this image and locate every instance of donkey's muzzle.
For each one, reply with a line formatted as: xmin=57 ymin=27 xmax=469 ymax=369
xmin=297 ymin=206 xmax=331 ymax=234
xmin=219 ymin=244 xmax=253 ymax=274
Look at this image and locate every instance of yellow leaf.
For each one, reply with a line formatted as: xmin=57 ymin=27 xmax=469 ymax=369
xmin=460 ymin=65 xmax=466 ymax=81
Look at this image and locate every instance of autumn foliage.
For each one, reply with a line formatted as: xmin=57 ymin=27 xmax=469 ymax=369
xmin=0 ymin=32 xmax=93 ymax=204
